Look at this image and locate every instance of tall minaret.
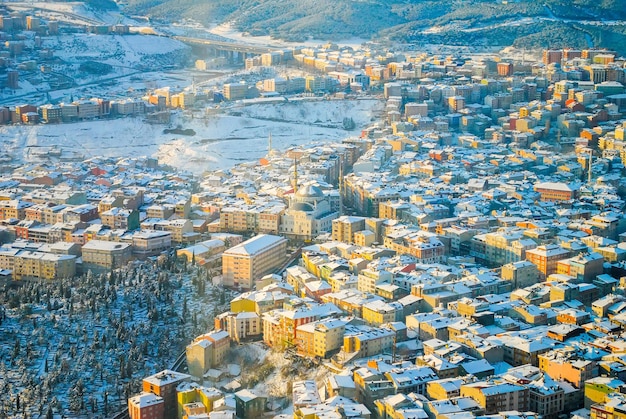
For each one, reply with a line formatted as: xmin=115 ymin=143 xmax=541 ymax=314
xmin=338 ymin=158 xmax=344 ymax=216
xmin=292 ymin=157 xmax=298 ymax=192
xmin=268 ymin=132 xmax=272 ymax=156
xmin=587 ymin=149 xmax=593 ymax=185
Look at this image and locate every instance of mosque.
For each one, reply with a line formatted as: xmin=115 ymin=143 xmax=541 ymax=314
xmin=279 ymin=157 xmax=340 ymax=242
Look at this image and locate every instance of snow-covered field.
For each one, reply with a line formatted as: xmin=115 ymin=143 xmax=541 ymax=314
xmin=0 ymin=32 xmax=193 ymax=105
xmin=43 ymin=33 xmax=190 ymax=68
xmin=0 ymin=98 xmax=383 ymax=174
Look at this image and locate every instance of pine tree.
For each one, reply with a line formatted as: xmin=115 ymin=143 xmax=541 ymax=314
xmin=13 ymin=339 xmax=20 ymax=359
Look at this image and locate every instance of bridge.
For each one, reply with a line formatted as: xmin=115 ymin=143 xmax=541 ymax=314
xmin=173 ymin=36 xmax=283 ymax=56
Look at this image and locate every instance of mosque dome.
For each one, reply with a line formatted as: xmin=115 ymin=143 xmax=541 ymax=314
xmin=292 ymin=202 xmax=314 ymax=212
xmin=295 ymin=185 xmax=325 ymax=199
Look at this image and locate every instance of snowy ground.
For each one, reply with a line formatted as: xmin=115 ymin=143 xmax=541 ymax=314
xmin=42 ymin=33 xmax=190 ymax=68
xmin=0 ymin=97 xmax=383 ymax=174
xmin=0 ymin=32 xmax=193 ymax=106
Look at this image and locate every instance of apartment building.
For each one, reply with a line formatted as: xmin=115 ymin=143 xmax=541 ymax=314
xmin=81 ymin=240 xmax=132 ymax=271
xmin=526 ymin=245 xmax=570 ymax=279
xmin=142 ymin=370 xmax=190 ymax=419
xmin=128 ymin=392 xmax=164 ymax=419
xmin=222 ymin=234 xmax=287 ymax=290
xmin=461 ymin=381 xmax=529 ymax=415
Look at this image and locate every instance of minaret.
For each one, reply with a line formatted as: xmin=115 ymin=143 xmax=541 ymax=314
xmin=338 ymin=158 xmax=344 ymax=216
xmin=292 ymin=157 xmax=298 ymax=192
xmin=268 ymin=132 xmax=272 ymax=156
xmin=587 ymin=149 xmax=593 ymax=185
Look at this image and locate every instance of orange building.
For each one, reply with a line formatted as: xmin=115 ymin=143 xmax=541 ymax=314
xmin=543 ymin=49 xmax=563 ymax=65
xmin=538 ymin=349 xmax=596 ymax=388
xmin=142 ymin=370 xmax=190 ymax=418
xmin=534 ymin=182 xmax=580 ymax=202
xmin=497 ymin=62 xmax=513 ymax=76
xmin=525 ymin=245 xmax=570 ymax=279
xmin=128 ymin=392 xmax=164 ymax=419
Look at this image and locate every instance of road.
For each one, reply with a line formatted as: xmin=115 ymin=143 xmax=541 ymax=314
xmin=173 ymin=35 xmax=282 ymax=54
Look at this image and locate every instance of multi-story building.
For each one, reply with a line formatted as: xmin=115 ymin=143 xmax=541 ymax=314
xmin=186 ymin=330 xmax=230 ymax=378
xmin=75 ymin=100 xmax=100 ymax=119
xmin=145 ymin=204 xmax=175 ymax=220
xmin=342 ymin=325 xmax=395 ymax=360
xmin=132 ymin=230 xmax=172 ymax=259
xmin=295 ymin=318 xmax=346 ymax=358
xmin=100 ymin=207 xmax=139 ymax=231
xmin=501 ymin=260 xmax=541 ymax=289
xmin=538 ymin=348 xmax=597 ymax=388
xmin=591 ymin=393 xmax=626 ymax=419
xmin=0 ymin=199 xmax=32 ymax=219
xmin=526 ymin=245 xmax=570 ymax=279
xmin=186 ymin=339 xmax=213 ymax=379
xmin=214 ymin=311 xmax=262 ymax=343
xmin=152 ymin=219 xmax=195 ymax=244
xmin=142 ymin=370 xmax=190 ymax=419
xmin=223 ymin=83 xmax=248 ymax=100
xmin=427 ymin=378 xmax=464 ymax=400
xmin=222 ymin=234 xmax=287 ymax=289
xmin=12 ymin=251 xmax=76 ymax=280
xmin=128 ymin=392 xmax=164 ymax=419
xmin=357 ymin=269 xmax=392 ymax=294
xmin=461 ymin=381 xmax=529 ymax=415
xmin=81 ymin=240 xmax=132 ymax=271
xmin=361 ymin=300 xmax=403 ymax=326
xmin=176 ymin=239 xmax=224 ymax=266
xmin=556 ymin=252 xmax=604 ymax=281
xmin=38 ymin=104 xmax=62 ymax=123
xmin=383 ymin=230 xmax=445 ymax=263
xmin=332 ymin=216 xmax=366 ymax=243
xmin=64 ymin=204 xmax=99 ymax=223
xmin=234 ymin=389 xmax=266 ymax=419
xmin=534 ymin=182 xmax=580 ymax=202
xmin=263 ymin=303 xmax=338 ymax=349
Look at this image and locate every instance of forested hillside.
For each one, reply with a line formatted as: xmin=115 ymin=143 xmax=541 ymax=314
xmin=111 ymin=0 xmax=626 ymax=52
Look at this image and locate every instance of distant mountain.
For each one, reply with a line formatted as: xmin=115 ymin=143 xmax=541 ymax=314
xmin=114 ymin=0 xmax=626 ymax=53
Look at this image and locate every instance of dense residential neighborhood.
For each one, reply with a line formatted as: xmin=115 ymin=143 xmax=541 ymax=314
xmin=127 ymin=45 xmax=626 ymax=418
xmin=5 ymin=4 xmax=626 ymax=419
